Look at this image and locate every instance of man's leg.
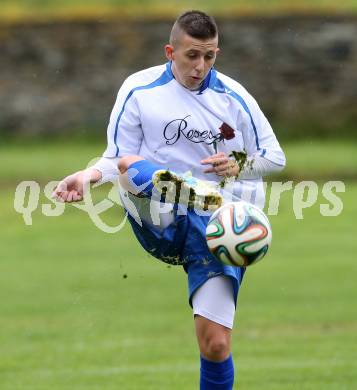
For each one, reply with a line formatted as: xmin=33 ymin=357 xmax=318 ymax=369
xmin=193 ymin=276 xmax=236 ymax=390
xmin=196 ymin=317 xmax=234 ymax=389
xmin=119 ymin=156 xmax=222 ymax=210
xmin=118 ymin=155 xmax=154 ymax=195
xmin=118 ymin=155 xmax=144 ymax=174
xmin=195 ymin=316 xmax=232 ymax=362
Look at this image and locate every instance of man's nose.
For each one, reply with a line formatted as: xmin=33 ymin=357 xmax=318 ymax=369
xmin=195 ymin=57 xmax=205 ymax=73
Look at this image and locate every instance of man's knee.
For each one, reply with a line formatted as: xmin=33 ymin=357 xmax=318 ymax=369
xmin=118 ymin=155 xmax=144 ymax=174
xmin=195 ymin=316 xmax=231 ymax=362
xmin=205 ymin=336 xmax=230 ymax=361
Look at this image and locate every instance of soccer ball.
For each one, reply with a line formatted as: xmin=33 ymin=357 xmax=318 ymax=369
xmin=206 ymin=201 xmax=272 ymax=267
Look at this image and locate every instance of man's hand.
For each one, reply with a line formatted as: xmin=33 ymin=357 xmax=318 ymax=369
xmin=201 ymin=152 xmax=239 ymax=177
xmin=52 ymin=168 xmax=102 ymax=203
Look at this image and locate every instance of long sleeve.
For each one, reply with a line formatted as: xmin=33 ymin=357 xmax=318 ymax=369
xmin=92 ymin=156 xmax=119 ymax=184
xmin=239 ymin=94 xmax=286 ymax=168
xmin=103 ymin=75 xmax=143 ymax=158
xmin=238 ymin=154 xmax=284 ymax=180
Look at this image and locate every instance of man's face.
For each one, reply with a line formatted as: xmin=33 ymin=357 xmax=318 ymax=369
xmin=165 ymin=33 xmax=220 ymax=90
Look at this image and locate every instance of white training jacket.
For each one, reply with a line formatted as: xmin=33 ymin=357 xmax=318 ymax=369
xmin=97 ymin=62 xmax=285 ymax=208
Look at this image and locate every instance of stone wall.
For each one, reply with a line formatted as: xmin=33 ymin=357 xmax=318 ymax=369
xmin=0 ymin=15 xmax=356 ymax=138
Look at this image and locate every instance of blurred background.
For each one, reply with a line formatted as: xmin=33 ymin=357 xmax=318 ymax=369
xmin=0 ymin=1 xmax=356 ymax=389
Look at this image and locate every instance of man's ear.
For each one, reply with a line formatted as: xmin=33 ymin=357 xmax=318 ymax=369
xmin=216 ymin=47 xmax=221 ymax=56
xmin=165 ymin=44 xmax=174 ymax=61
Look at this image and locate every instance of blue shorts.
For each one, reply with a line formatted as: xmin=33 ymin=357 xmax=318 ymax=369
xmin=127 ymin=207 xmax=245 ymax=306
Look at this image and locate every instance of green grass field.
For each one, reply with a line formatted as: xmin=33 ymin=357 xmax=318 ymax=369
xmin=1 ymin=140 xmax=356 ymax=389
xmin=1 ymin=139 xmax=356 ymax=181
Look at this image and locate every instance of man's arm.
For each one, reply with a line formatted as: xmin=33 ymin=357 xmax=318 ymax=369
xmin=240 ymin=92 xmax=286 ymax=169
xmin=201 ymin=152 xmax=283 ymax=179
xmin=53 ymin=73 xmax=144 ymax=202
xmin=52 ymin=167 xmax=102 ymax=203
xmin=103 ymin=75 xmax=143 ymax=159
xmin=52 ymin=154 xmax=139 ymax=202
xmin=202 ymin=82 xmax=285 ymax=181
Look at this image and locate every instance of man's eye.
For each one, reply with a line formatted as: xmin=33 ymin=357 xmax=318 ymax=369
xmin=187 ymin=53 xmax=197 ymax=59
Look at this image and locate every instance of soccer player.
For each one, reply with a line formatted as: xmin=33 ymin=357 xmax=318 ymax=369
xmin=53 ymin=10 xmax=285 ymax=389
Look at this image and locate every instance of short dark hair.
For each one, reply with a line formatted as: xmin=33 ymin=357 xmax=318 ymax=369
xmin=170 ymin=10 xmax=218 ymax=44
